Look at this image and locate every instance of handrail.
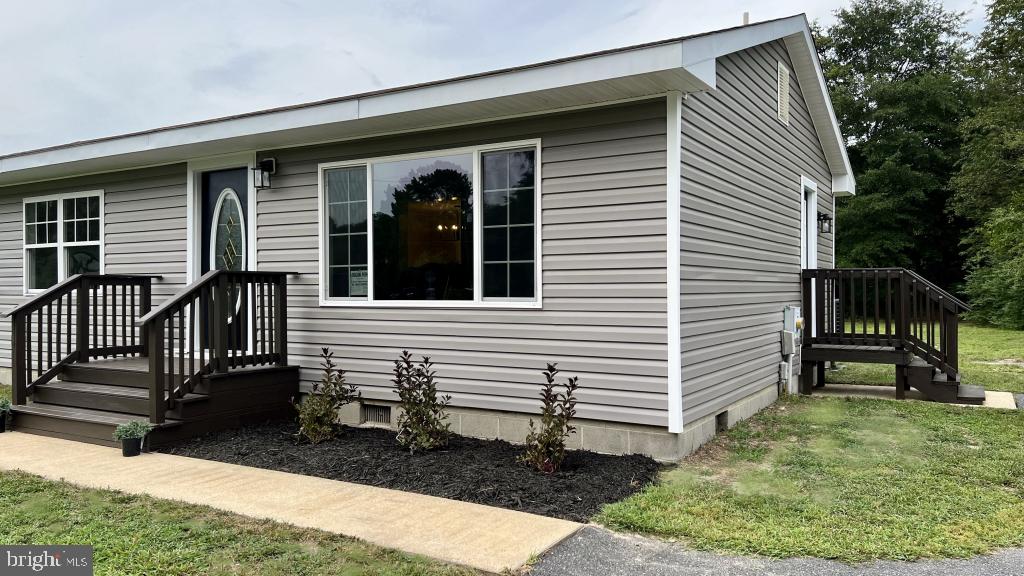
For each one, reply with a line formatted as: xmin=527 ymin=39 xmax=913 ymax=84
xmin=135 ymin=270 xmax=295 ymax=327
xmin=802 ymin=268 xmax=969 ymax=311
xmin=7 ymin=274 xmax=156 ymax=405
xmin=901 ymin=269 xmax=971 ymax=311
xmin=2 ymin=274 xmax=84 ymax=319
xmin=141 ymin=269 xmax=291 ymax=424
xmin=4 ymin=274 xmax=162 ymax=318
xmin=135 ymin=270 xmax=219 ymax=327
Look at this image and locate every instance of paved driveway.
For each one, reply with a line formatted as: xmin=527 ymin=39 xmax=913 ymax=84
xmin=531 ymin=526 xmax=1024 ymax=576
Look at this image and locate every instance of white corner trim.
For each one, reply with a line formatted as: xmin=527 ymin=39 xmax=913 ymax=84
xmin=666 ymin=92 xmax=683 ymax=433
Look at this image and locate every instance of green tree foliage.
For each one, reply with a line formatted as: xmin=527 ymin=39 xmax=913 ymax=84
xmin=816 ymin=0 xmax=972 ymax=287
xmin=952 ymin=0 xmax=1024 ymax=328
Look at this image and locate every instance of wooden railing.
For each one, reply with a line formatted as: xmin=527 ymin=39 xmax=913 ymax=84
xmin=135 ymin=270 xmax=290 ymax=424
xmin=3 ymin=274 xmax=155 ymax=405
xmin=802 ymin=268 xmax=970 ymax=378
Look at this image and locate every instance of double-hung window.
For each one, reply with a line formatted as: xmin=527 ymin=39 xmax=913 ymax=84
xmin=24 ymin=191 xmax=103 ymax=292
xmin=319 ymin=141 xmax=540 ymax=307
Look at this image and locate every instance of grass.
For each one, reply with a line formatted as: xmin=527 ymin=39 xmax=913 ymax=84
xmin=0 ymin=470 xmax=476 ymax=576
xmin=598 ymin=395 xmax=1024 ymax=562
xmin=826 ymin=323 xmax=1024 ymax=393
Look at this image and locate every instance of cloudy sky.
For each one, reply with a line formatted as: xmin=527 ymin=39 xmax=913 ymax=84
xmin=0 ymin=0 xmax=984 ymax=156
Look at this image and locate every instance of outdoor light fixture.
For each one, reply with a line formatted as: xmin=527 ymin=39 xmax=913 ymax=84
xmin=253 ymin=158 xmax=276 ymax=190
xmin=817 ymin=212 xmax=834 ymax=234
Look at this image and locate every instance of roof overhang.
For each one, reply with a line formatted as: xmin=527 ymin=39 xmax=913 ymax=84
xmin=0 ymin=14 xmax=853 ymax=194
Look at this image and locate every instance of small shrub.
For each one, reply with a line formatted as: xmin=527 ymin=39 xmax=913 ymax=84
xmin=113 ymin=420 xmax=153 ymax=441
xmin=295 ymin=348 xmax=360 ymax=443
xmin=520 ymin=363 xmax=580 ymax=474
xmin=393 ymin=350 xmax=451 ymax=453
xmin=0 ymin=398 xmax=10 ymax=414
xmin=296 ymin=394 xmax=337 ymax=444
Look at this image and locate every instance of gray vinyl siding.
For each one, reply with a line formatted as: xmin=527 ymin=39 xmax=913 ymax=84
xmin=679 ymin=40 xmax=834 ymax=424
xmin=258 ymin=100 xmax=670 ymax=427
xmin=0 ymin=164 xmax=188 ymax=366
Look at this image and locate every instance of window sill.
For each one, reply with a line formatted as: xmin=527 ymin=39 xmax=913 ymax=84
xmin=317 ymin=298 xmax=542 ymax=310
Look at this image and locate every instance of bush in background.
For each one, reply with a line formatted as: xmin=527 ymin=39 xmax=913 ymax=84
xmin=393 ymin=350 xmax=451 ymax=453
xmin=520 ymin=363 xmax=580 ymax=474
xmin=295 ymin=348 xmax=360 ymax=443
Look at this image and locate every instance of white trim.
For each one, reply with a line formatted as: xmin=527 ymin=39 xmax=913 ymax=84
xmin=666 ymin=92 xmax=683 ymax=433
xmin=185 ymin=152 xmax=257 ymax=284
xmin=22 ymin=189 xmax=105 ymax=295
xmin=799 ymin=176 xmax=818 ymax=270
xmin=316 ymin=139 xmax=543 ymax=309
xmin=800 ymin=176 xmax=818 ymax=339
xmin=0 ymin=94 xmax=664 ymax=190
xmin=784 ymin=30 xmax=855 ymax=195
xmin=1 ymin=16 xmax=853 ymax=198
xmin=831 ymin=191 xmax=836 ymax=266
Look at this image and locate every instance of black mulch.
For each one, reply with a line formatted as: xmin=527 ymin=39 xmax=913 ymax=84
xmin=157 ymin=420 xmax=662 ymax=522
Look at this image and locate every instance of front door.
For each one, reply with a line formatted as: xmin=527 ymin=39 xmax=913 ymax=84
xmin=201 ymin=168 xmax=249 ymax=275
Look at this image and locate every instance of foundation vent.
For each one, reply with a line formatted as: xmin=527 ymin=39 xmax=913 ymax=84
xmin=360 ymin=404 xmax=392 ymax=426
xmin=715 ymin=411 xmax=729 ymax=433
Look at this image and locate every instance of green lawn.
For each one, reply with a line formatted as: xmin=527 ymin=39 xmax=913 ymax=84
xmin=598 ymin=395 xmax=1024 ymax=562
xmin=0 ymin=470 xmax=474 ymax=576
xmin=826 ymin=323 xmax=1024 ymax=394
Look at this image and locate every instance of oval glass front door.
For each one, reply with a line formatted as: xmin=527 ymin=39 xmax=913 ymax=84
xmin=210 ymin=188 xmax=246 ymax=271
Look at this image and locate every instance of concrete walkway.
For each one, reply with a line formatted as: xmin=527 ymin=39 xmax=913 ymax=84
xmin=532 ymin=526 xmax=1024 ymax=576
xmin=0 ymin=433 xmax=580 ymax=573
xmin=814 ymin=383 xmax=1019 ymax=409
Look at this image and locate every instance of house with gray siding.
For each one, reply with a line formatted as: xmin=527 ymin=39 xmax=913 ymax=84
xmin=0 ymin=15 xmax=859 ymax=460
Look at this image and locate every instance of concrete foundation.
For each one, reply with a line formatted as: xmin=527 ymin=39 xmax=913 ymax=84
xmin=338 ymin=384 xmax=780 ymax=462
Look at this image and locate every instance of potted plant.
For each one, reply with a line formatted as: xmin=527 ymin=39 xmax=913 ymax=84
xmin=113 ymin=421 xmax=153 ymax=457
xmin=0 ymin=399 xmax=10 ymax=433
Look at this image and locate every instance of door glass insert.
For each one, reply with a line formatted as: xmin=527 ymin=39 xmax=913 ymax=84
xmin=210 ymin=188 xmax=246 ymax=272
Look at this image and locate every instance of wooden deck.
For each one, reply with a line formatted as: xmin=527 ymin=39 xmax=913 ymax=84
xmin=801 ymin=268 xmax=981 ymax=405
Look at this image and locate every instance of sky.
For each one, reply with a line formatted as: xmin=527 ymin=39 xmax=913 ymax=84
xmin=0 ymin=0 xmax=985 ymax=156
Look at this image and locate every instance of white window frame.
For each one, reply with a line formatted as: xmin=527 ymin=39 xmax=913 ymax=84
xmin=22 ymin=189 xmax=105 ymax=295
xmin=317 ymin=139 xmax=543 ymax=309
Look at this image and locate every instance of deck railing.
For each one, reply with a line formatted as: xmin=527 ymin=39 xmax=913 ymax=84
xmin=802 ymin=268 xmax=970 ymax=378
xmin=3 ymin=274 xmax=155 ymax=405
xmin=135 ymin=270 xmax=290 ymax=424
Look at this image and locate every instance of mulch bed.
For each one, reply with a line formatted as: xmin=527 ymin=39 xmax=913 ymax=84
xmin=157 ymin=420 xmax=662 ymax=522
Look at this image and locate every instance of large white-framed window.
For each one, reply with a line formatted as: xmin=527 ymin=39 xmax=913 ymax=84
xmin=317 ymin=139 xmax=542 ymax=308
xmin=23 ymin=190 xmax=104 ymax=294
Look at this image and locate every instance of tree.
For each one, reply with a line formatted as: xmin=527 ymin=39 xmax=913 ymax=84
xmin=952 ymin=0 xmax=1024 ymax=327
xmin=815 ymin=0 xmax=972 ymax=288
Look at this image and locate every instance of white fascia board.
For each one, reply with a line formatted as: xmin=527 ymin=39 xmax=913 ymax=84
xmin=0 ymin=43 xmax=686 ymax=179
xmin=785 ymin=28 xmax=856 ymax=196
xmin=679 ymin=15 xmax=806 ymax=88
xmin=679 ymin=15 xmax=855 ymax=196
xmin=358 ymin=43 xmax=686 ymax=117
xmin=1 ymin=101 xmax=363 ymax=174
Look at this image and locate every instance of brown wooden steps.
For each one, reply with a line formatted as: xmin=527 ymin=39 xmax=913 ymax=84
xmin=9 ymin=358 xmax=300 ymax=448
xmin=907 ymin=358 xmax=984 ymax=405
xmin=33 ymin=380 xmax=206 ymax=417
xmin=10 ymin=404 xmax=181 ymax=448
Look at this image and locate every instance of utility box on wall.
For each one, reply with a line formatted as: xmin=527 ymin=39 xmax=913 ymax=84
xmin=782 ymin=306 xmax=803 ymax=392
